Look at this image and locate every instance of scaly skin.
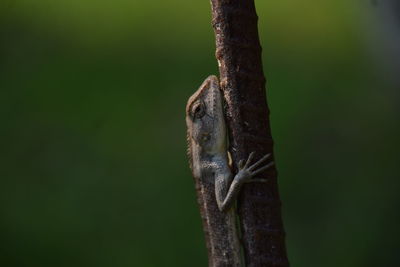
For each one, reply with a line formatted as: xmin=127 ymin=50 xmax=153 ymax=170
xmin=186 ymin=76 xmax=274 ymax=267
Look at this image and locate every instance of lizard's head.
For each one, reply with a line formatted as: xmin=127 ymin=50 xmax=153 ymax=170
xmin=186 ymin=75 xmax=226 ymax=154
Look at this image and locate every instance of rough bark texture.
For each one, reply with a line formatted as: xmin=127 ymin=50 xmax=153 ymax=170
xmin=210 ymin=0 xmax=289 ymax=266
xmin=192 ymin=170 xmax=242 ymax=267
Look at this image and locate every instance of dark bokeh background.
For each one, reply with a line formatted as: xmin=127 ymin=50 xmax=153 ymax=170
xmin=1 ymin=1 xmax=399 ymax=266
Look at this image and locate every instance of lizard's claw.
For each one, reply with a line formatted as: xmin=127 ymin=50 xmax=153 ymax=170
xmin=244 ymin=151 xmax=255 ymax=169
xmin=238 ymin=159 xmax=245 ymax=169
xmin=248 ymin=153 xmax=271 ymax=172
xmin=251 ymin=161 xmax=274 ymax=176
xmin=248 ymin=152 xmax=274 ymax=176
xmin=234 ymin=152 xmax=274 ymax=184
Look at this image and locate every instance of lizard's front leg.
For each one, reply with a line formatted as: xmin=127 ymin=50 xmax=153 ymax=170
xmin=216 ymin=152 xmax=274 ymax=212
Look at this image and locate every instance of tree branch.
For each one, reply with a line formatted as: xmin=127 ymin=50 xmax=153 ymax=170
xmin=210 ymin=1 xmax=289 ymax=266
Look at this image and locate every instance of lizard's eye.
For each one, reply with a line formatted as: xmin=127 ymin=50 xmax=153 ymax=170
xmin=192 ymin=102 xmax=205 ymax=119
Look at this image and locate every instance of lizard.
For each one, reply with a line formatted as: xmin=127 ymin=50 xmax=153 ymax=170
xmin=186 ymin=75 xmax=274 ymax=267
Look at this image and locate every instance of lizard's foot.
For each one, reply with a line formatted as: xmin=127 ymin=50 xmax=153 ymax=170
xmin=234 ymin=152 xmax=274 ymax=184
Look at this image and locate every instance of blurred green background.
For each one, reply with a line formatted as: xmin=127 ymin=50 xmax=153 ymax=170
xmin=1 ymin=1 xmax=399 ymax=266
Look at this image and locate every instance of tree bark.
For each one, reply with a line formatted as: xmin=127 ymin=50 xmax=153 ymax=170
xmin=210 ymin=1 xmax=289 ymax=266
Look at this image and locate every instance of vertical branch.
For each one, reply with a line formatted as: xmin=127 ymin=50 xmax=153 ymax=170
xmin=210 ymin=1 xmax=289 ymax=266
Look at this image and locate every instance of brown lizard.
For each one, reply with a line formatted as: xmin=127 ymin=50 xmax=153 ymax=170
xmin=186 ymin=75 xmax=274 ymax=267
